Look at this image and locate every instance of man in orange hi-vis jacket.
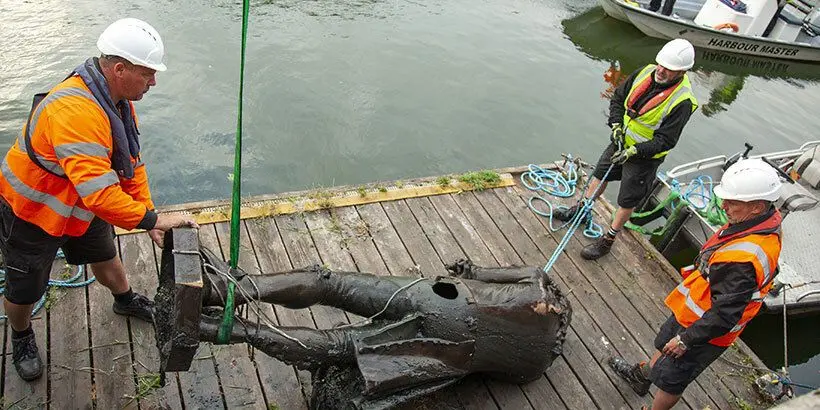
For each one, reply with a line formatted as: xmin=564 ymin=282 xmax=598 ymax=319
xmin=606 ymin=158 xmax=784 ymax=410
xmin=0 ymin=18 xmax=198 ymax=381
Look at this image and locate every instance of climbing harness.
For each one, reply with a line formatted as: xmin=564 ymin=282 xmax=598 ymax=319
xmin=0 ymin=249 xmax=96 ymax=320
xmin=217 ymin=0 xmax=251 ymax=344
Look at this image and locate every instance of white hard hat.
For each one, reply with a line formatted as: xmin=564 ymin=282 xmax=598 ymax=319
xmin=714 ymin=158 xmax=782 ymax=202
xmin=97 ymin=18 xmax=166 ymax=72
xmin=655 ymin=38 xmax=695 ymax=71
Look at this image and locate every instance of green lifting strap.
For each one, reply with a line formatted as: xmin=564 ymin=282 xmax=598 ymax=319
xmin=218 ymin=0 xmax=251 ymax=345
xmin=624 ymin=184 xmax=728 ymax=238
xmin=624 ymin=190 xmax=682 ymax=236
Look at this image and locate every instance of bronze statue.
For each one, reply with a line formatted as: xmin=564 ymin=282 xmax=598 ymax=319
xmin=155 ymin=228 xmax=571 ymax=409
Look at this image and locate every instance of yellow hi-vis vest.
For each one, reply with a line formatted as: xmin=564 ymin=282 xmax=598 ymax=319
xmin=622 ymin=64 xmax=698 ymax=159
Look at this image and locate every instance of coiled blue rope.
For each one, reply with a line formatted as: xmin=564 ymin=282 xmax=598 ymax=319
xmin=0 ymin=249 xmax=95 ymax=319
xmin=521 ymin=153 xmax=616 ymax=275
xmin=522 ymin=158 xmax=604 ymax=239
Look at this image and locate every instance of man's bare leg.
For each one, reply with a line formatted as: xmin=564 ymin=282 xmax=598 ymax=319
xmin=90 ymin=257 xmax=129 ymax=294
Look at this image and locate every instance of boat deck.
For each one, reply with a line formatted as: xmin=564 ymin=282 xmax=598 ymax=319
xmin=0 ymin=168 xmax=772 ymax=409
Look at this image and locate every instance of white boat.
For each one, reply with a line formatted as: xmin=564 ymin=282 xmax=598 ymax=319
xmin=639 ymin=141 xmax=820 ymax=315
xmin=599 ymin=0 xmax=820 ymax=62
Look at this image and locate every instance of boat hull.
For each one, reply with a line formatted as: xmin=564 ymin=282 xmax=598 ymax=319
xmin=600 ymin=0 xmax=820 ymax=62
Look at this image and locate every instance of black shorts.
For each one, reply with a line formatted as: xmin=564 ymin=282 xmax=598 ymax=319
xmin=592 ymin=142 xmax=663 ymax=208
xmin=0 ymin=201 xmax=117 ymax=305
xmin=649 ymin=315 xmax=726 ymax=395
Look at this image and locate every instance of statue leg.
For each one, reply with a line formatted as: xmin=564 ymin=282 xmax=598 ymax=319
xmin=199 ymin=313 xmax=358 ymax=370
xmin=203 ymin=265 xmax=421 ymax=319
xmin=446 ymin=259 xmax=538 ymax=283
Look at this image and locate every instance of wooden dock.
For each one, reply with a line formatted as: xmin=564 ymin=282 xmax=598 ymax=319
xmin=0 ymin=167 xmax=773 ymax=409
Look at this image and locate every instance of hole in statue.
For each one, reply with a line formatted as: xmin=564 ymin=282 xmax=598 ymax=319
xmin=432 ymin=282 xmax=458 ymax=299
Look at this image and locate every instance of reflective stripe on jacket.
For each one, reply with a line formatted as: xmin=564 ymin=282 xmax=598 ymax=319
xmin=665 ymin=210 xmax=782 ymax=347
xmin=622 ymin=64 xmax=698 ymax=159
xmin=0 ymin=75 xmax=155 ymax=237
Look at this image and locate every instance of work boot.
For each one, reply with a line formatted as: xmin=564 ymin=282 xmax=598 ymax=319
xmin=12 ymin=332 xmax=43 ymax=381
xmin=608 ymin=357 xmax=651 ymax=396
xmin=113 ymin=292 xmax=155 ymax=323
xmin=552 ymin=204 xmax=579 ymax=222
xmin=580 ymin=236 xmax=615 ymax=260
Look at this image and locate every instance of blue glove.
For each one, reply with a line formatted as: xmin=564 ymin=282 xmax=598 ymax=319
xmin=611 ymin=145 xmax=637 ymax=164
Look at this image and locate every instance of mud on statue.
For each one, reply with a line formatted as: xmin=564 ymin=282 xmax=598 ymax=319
xmin=155 ymin=228 xmax=571 ymax=409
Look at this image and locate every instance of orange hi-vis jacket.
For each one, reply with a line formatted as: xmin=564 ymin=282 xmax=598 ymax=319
xmin=665 ymin=210 xmax=782 ymax=347
xmin=0 ymin=75 xmax=155 ymax=237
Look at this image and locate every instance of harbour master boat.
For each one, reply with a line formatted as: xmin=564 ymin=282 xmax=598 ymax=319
xmin=599 ymin=0 xmax=820 ymax=62
xmin=636 ymin=141 xmax=820 ymax=315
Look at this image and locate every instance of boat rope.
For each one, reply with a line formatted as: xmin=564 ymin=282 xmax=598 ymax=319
xmin=218 ymin=0 xmax=251 ymax=344
xmin=0 ymin=249 xmax=95 ymax=320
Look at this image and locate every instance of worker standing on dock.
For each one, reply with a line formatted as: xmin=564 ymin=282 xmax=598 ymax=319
xmin=0 ymin=18 xmax=197 ymax=382
xmin=553 ymin=38 xmax=698 ymax=260
xmin=608 ymin=158 xmax=783 ymax=410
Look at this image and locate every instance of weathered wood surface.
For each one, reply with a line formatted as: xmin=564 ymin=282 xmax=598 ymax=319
xmin=1 ymin=180 xmax=771 ymax=410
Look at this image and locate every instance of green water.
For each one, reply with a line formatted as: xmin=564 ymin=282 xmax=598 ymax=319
xmin=1 ymin=0 xmax=818 ymax=396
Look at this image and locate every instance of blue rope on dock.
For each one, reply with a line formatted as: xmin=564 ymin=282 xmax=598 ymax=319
xmin=522 ymin=155 xmax=616 ymax=275
xmin=522 ymin=158 xmax=605 ymax=240
xmin=0 ymin=249 xmax=95 ymax=319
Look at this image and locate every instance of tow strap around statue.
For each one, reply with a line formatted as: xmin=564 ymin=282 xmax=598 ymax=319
xmin=217 ymin=0 xmax=251 ymax=344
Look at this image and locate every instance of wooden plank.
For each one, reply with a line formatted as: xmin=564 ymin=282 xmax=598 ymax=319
xmin=404 ymin=197 xmax=472 ymax=268
xmin=491 ymin=186 xmax=666 ymax=409
xmin=355 ymin=203 xmax=417 ymax=277
xmin=380 ymin=200 xmax=449 ymax=278
xmin=47 ymin=258 xmax=93 ymax=410
xmin=332 ymin=207 xmax=390 ymax=274
xmin=278 ymin=213 xmax=350 ymax=329
xmin=519 ymin=376 xmax=568 ymax=410
xmin=545 ymin=356 xmax=598 ymax=410
xmin=426 ymin=195 xmax=497 ymax=266
xmin=199 ymin=224 xmax=267 ymax=410
xmin=3 ymin=315 xmax=48 ymax=409
xmin=118 ymin=233 xmax=184 ymax=410
xmin=215 ymin=220 xmax=308 ymax=410
xmin=86 ymin=244 xmax=137 ymax=410
xmin=449 ymin=192 xmax=521 ymax=266
xmin=426 ymin=194 xmax=543 ymax=410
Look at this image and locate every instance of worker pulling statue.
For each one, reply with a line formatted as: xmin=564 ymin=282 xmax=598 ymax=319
xmin=154 ymin=228 xmax=571 ymax=409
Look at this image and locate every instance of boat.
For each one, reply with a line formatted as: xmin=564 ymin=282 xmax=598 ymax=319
xmin=637 ymin=140 xmax=820 ymax=315
xmin=562 ymin=6 xmax=820 ymax=81
xmin=599 ymin=0 xmax=820 ymax=62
